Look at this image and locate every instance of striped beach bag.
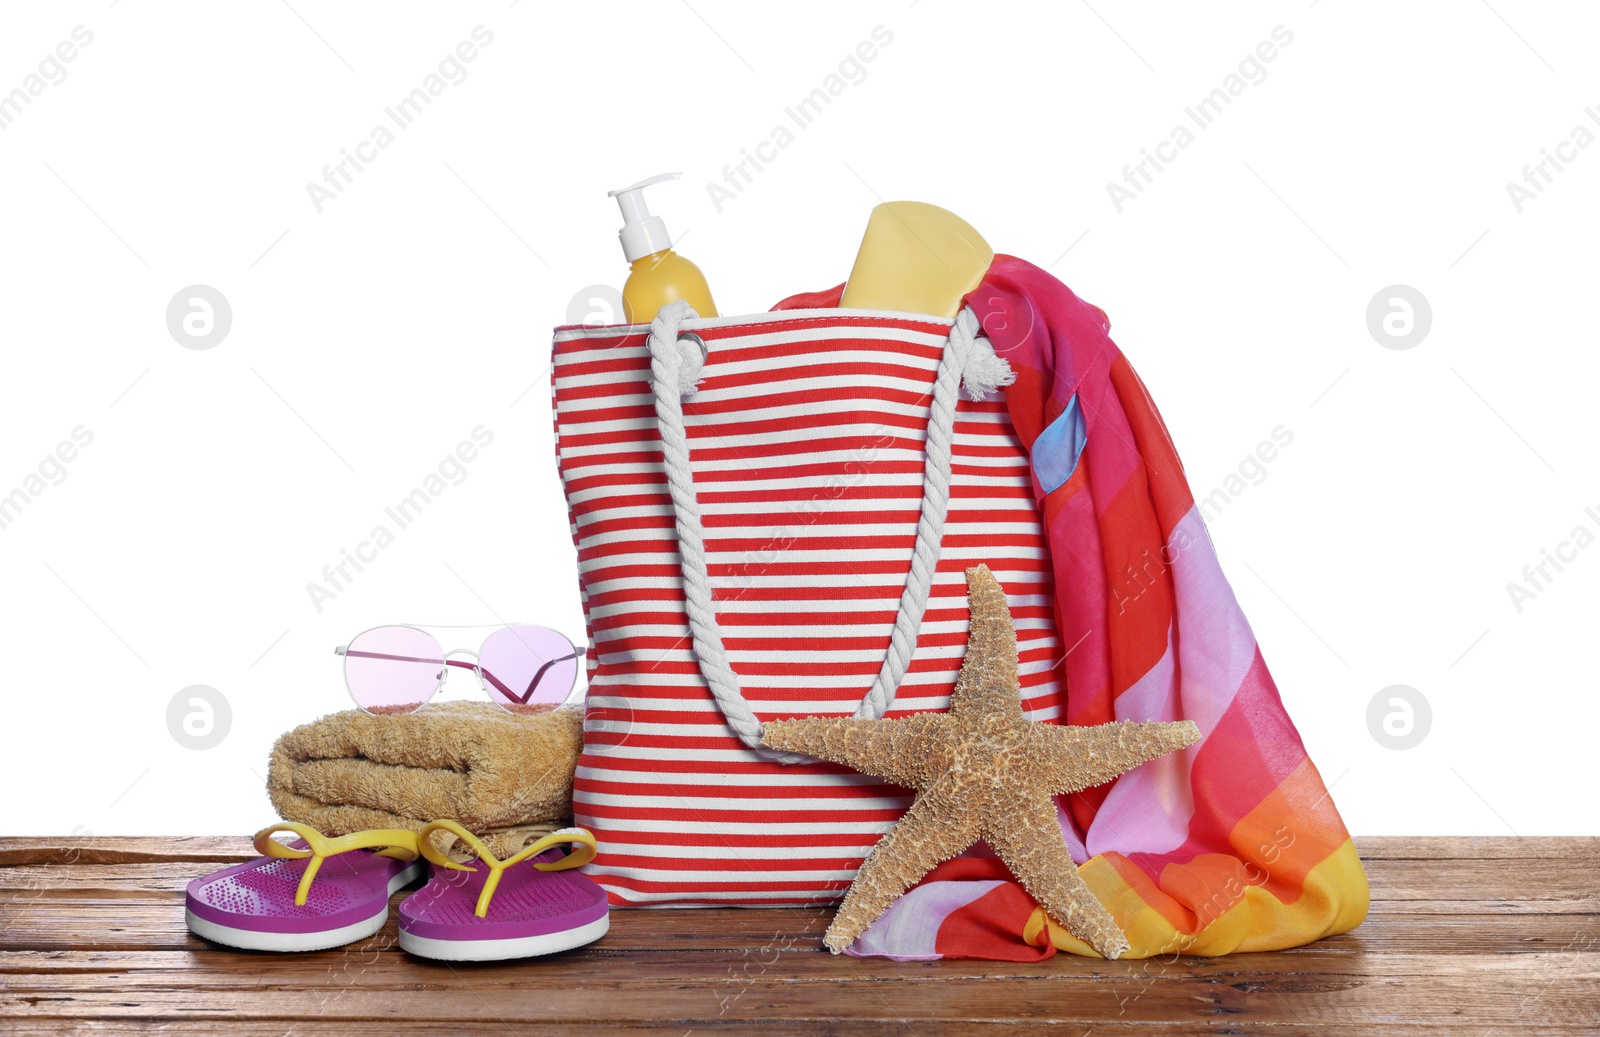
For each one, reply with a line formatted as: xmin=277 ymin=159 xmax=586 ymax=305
xmin=550 ymin=302 xmax=1058 ymax=905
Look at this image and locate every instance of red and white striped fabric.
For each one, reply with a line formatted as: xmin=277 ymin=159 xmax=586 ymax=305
xmin=550 ymin=308 xmax=1064 ymax=905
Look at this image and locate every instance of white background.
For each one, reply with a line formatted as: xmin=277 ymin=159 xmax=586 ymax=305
xmin=1 ymin=1 xmax=1593 ymax=838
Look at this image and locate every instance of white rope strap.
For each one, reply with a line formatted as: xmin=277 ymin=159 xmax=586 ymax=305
xmin=647 ymin=301 xmax=1010 ymax=762
xmin=858 ymin=306 xmax=998 ymax=720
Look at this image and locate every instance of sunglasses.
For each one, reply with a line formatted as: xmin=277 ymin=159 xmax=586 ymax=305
xmin=335 ymin=624 xmax=586 ymax=715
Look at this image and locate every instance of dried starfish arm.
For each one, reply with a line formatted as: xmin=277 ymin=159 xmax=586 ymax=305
xmin=983 ymin=793 xmax=1131 ymax=959
xmin=948 ymin=565 xmax=1025 ymax=720
xmin=761 ymin=713 xmax=949 ymax=790
xmin=1031 ymin=720 xmax=1202 ymax=795
xmin=822 ymin=780 xmax=979 ymax=953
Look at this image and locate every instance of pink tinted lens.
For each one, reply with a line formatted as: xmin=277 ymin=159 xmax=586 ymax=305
xmin=478 ymin=625 xmax=578 ymax=708
xmin=344 ymin=626 xmax=444 ymax=713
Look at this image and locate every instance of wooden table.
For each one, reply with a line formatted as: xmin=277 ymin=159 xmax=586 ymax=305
xmin=1 ymin=836 xmax=1595 ymax=1035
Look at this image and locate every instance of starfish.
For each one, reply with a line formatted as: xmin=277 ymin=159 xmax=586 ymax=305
xmin=762 ymin=564 xmax=1201 ymax=957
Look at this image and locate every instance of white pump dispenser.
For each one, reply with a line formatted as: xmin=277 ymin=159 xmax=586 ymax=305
xmin=606 ymin=172 xmax=718 ymax=322
xmin=608 ymin=172 xmax=681 ymax=262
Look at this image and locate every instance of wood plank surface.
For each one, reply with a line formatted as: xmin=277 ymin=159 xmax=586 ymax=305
xmin=0 ymin=836 xmax=1596 ymax=1035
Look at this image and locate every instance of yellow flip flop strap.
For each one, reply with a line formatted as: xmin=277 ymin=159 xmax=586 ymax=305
xmin=252 ymin=822 xmax=422 ymax=907
xmin=416 ymin=820 xmax=598 ymax=920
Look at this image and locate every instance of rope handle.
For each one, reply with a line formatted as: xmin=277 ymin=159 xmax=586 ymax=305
xmin=647 ymin=302 xmax=1011 ymax=763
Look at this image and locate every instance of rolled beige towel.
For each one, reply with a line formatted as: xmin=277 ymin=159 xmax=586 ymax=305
xmin=267 ymin=700 xmax=584 ymax=859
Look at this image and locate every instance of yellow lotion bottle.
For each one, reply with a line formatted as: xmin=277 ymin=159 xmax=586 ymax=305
xmin=609 ymin=172 xmax=717 ymax=324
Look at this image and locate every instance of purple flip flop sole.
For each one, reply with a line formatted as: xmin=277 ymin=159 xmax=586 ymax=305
xmin=398 ymin=849 xmax=609 ymax=961
xmin=186 ymin=843 xmax=425 ymax=952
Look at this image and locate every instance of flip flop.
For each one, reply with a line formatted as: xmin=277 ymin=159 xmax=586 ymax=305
xmin=185 ymin=823 xmax=425 ymax=952
xmin=398 ymin=822 xmax=608 ymax=961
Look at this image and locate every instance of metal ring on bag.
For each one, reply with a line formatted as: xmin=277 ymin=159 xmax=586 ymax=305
xmin=677 ymin=331 xmax=708 ymax=394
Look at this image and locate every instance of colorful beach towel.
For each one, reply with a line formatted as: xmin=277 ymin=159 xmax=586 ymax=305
xmin=772 ymin=257 xmax=1369 ymax=959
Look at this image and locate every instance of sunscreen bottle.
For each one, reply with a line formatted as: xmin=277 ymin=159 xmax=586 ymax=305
xmin=609 ymin=173 xmax=718 ymax=324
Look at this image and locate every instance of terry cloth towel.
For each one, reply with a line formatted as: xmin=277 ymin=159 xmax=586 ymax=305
xmin=770 ymin=257 xmax=1369 ymax=960
xmin=267 ymin=701 xmax=583 ymax=859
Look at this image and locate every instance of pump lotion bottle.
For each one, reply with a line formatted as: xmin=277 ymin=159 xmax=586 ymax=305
xmin=609 ymin=173 xmax=718 ymax=324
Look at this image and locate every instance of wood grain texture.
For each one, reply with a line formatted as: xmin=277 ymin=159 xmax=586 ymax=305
xmin=0 ymin=836 xmax=1595 ymax=1035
